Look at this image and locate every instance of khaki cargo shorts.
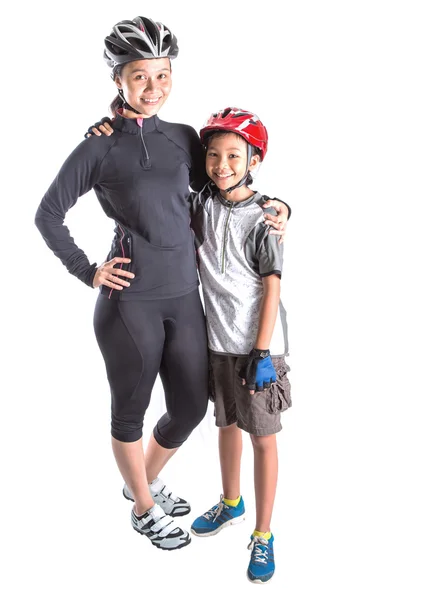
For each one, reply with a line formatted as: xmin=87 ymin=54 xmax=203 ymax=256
xmin=209 ymin=353 xmax=291 ymax=436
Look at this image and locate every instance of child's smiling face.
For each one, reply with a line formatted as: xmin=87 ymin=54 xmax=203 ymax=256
xmin=205 ymin=132 xmax=260 ymax=191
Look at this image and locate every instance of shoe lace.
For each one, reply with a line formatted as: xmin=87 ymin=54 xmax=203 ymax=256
xmin=247 ymin=536 xmax=269 ymax=564
xmin=204 ymin=495 xmax=227 ymax=522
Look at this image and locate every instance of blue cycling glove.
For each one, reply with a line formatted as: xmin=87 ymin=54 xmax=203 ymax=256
xmin=238 ymin=349 xmax=277 ymax=392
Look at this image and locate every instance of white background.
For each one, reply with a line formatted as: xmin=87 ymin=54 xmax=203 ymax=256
xmin=3 ymin=1 xmax=435 ymax=598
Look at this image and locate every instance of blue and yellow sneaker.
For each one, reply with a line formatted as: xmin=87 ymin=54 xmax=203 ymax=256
xmin=191 ymin=495 xmax=245 ymax=537
xmin=247 ymin=533 xmax=275 ymax=583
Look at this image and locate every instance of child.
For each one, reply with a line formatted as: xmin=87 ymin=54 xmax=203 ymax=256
xmin=189 ymin=108 xmax=291 ymax=584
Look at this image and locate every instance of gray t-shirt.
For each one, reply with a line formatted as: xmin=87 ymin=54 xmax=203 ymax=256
xmin=189 ymin=187 xmax=289 ymax=356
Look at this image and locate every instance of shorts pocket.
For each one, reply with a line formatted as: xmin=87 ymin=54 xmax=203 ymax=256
xmin=266 ymin=359 xmax=292 ymax=414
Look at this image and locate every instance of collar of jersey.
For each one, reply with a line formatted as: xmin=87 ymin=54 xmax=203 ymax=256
xmin=215 ymin=190 xmax=262 ymax=209
xmin=112 ymin=112 xmax=159 ymax=135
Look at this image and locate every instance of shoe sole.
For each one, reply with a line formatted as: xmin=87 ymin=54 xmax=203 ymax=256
xmin=247 ymin=572 xmax=272 ymax=584
xmin=132 ymin=526 xmax=192 ymax=551
xmin=123 ymin=489 xmax=191 ymax=517
xmin=191 ymin=514 xmax=245 ymax=537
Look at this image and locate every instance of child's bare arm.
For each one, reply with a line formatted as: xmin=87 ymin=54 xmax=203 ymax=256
xmin=239 ymin=275 xmax=281 ymax=395
xmin=255 ymin=275 xmax=281 ymax=350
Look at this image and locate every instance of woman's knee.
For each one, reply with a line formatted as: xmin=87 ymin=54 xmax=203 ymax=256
xmin=154 ymin=402 xmax=207 ymax=448
xmin=111 ymin=415 xmax=143 ymax=443
xmin=190 ymin=397 xmax=209 ymax=427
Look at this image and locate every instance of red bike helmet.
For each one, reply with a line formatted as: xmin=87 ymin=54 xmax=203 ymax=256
xmin=200 ymin=107 xmax=268 ymax=160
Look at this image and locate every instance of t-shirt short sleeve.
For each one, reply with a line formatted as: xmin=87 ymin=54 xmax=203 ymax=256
xmin=256 ymin=226 xmax=284 ymax=278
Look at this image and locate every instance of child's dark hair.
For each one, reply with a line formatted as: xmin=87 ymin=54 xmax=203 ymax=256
xmin=204 ymin=131 xmax=261 ymax=186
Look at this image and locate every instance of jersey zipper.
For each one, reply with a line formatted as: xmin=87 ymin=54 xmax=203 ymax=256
xmin=140 ymin=124 xmax=151 ymax=169
xmin=221 ymin=203 xmax=234 ymax=274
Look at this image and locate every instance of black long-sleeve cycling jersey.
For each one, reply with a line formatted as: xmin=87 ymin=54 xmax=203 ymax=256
xmin=35 ymin=112 xmax=208 ymax=300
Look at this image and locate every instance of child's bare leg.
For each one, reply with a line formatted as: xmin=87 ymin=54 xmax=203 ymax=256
xmin=219 ymin=423 xmax=243 ymax=499
xmin=250 ymin=433 xmax=278 ymax=532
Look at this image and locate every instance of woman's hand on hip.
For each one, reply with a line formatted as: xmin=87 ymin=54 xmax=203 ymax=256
xmin=93 ymin=258 xmax=135 ymax=290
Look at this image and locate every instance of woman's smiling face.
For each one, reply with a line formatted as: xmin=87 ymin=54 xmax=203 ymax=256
xmin=115 ymin=57 xmax=172 ymax=117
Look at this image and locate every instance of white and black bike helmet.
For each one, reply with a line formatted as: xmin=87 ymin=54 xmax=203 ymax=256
xmin=104 ymin=16 xmax=178 ymax=76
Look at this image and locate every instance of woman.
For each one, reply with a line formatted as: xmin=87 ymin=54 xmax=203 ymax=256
xmin=35 ymin=16 xmax=289 ymax=551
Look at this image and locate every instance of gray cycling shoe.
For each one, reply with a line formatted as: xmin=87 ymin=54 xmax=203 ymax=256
xmin=123 ymin=477 xmax=191 ymax=517
xmin=131 ymin=504 xmax=191 ymax=551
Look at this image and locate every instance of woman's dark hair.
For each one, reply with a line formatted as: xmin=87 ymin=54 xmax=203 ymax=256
xmin=204 ymin=131 xmax=261 ymax=185
xmin=109 ymin=65 xmax=124 ymax=116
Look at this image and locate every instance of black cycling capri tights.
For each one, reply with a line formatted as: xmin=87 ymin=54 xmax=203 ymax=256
xmin=93 ymin=289 xmax=209 ymax=448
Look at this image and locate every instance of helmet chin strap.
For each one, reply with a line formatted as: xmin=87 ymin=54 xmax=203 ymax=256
xmin=118 ymin=88 xmax=142 ymax=115
xmin=224 ymin=144 xmax=253 ymax=194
